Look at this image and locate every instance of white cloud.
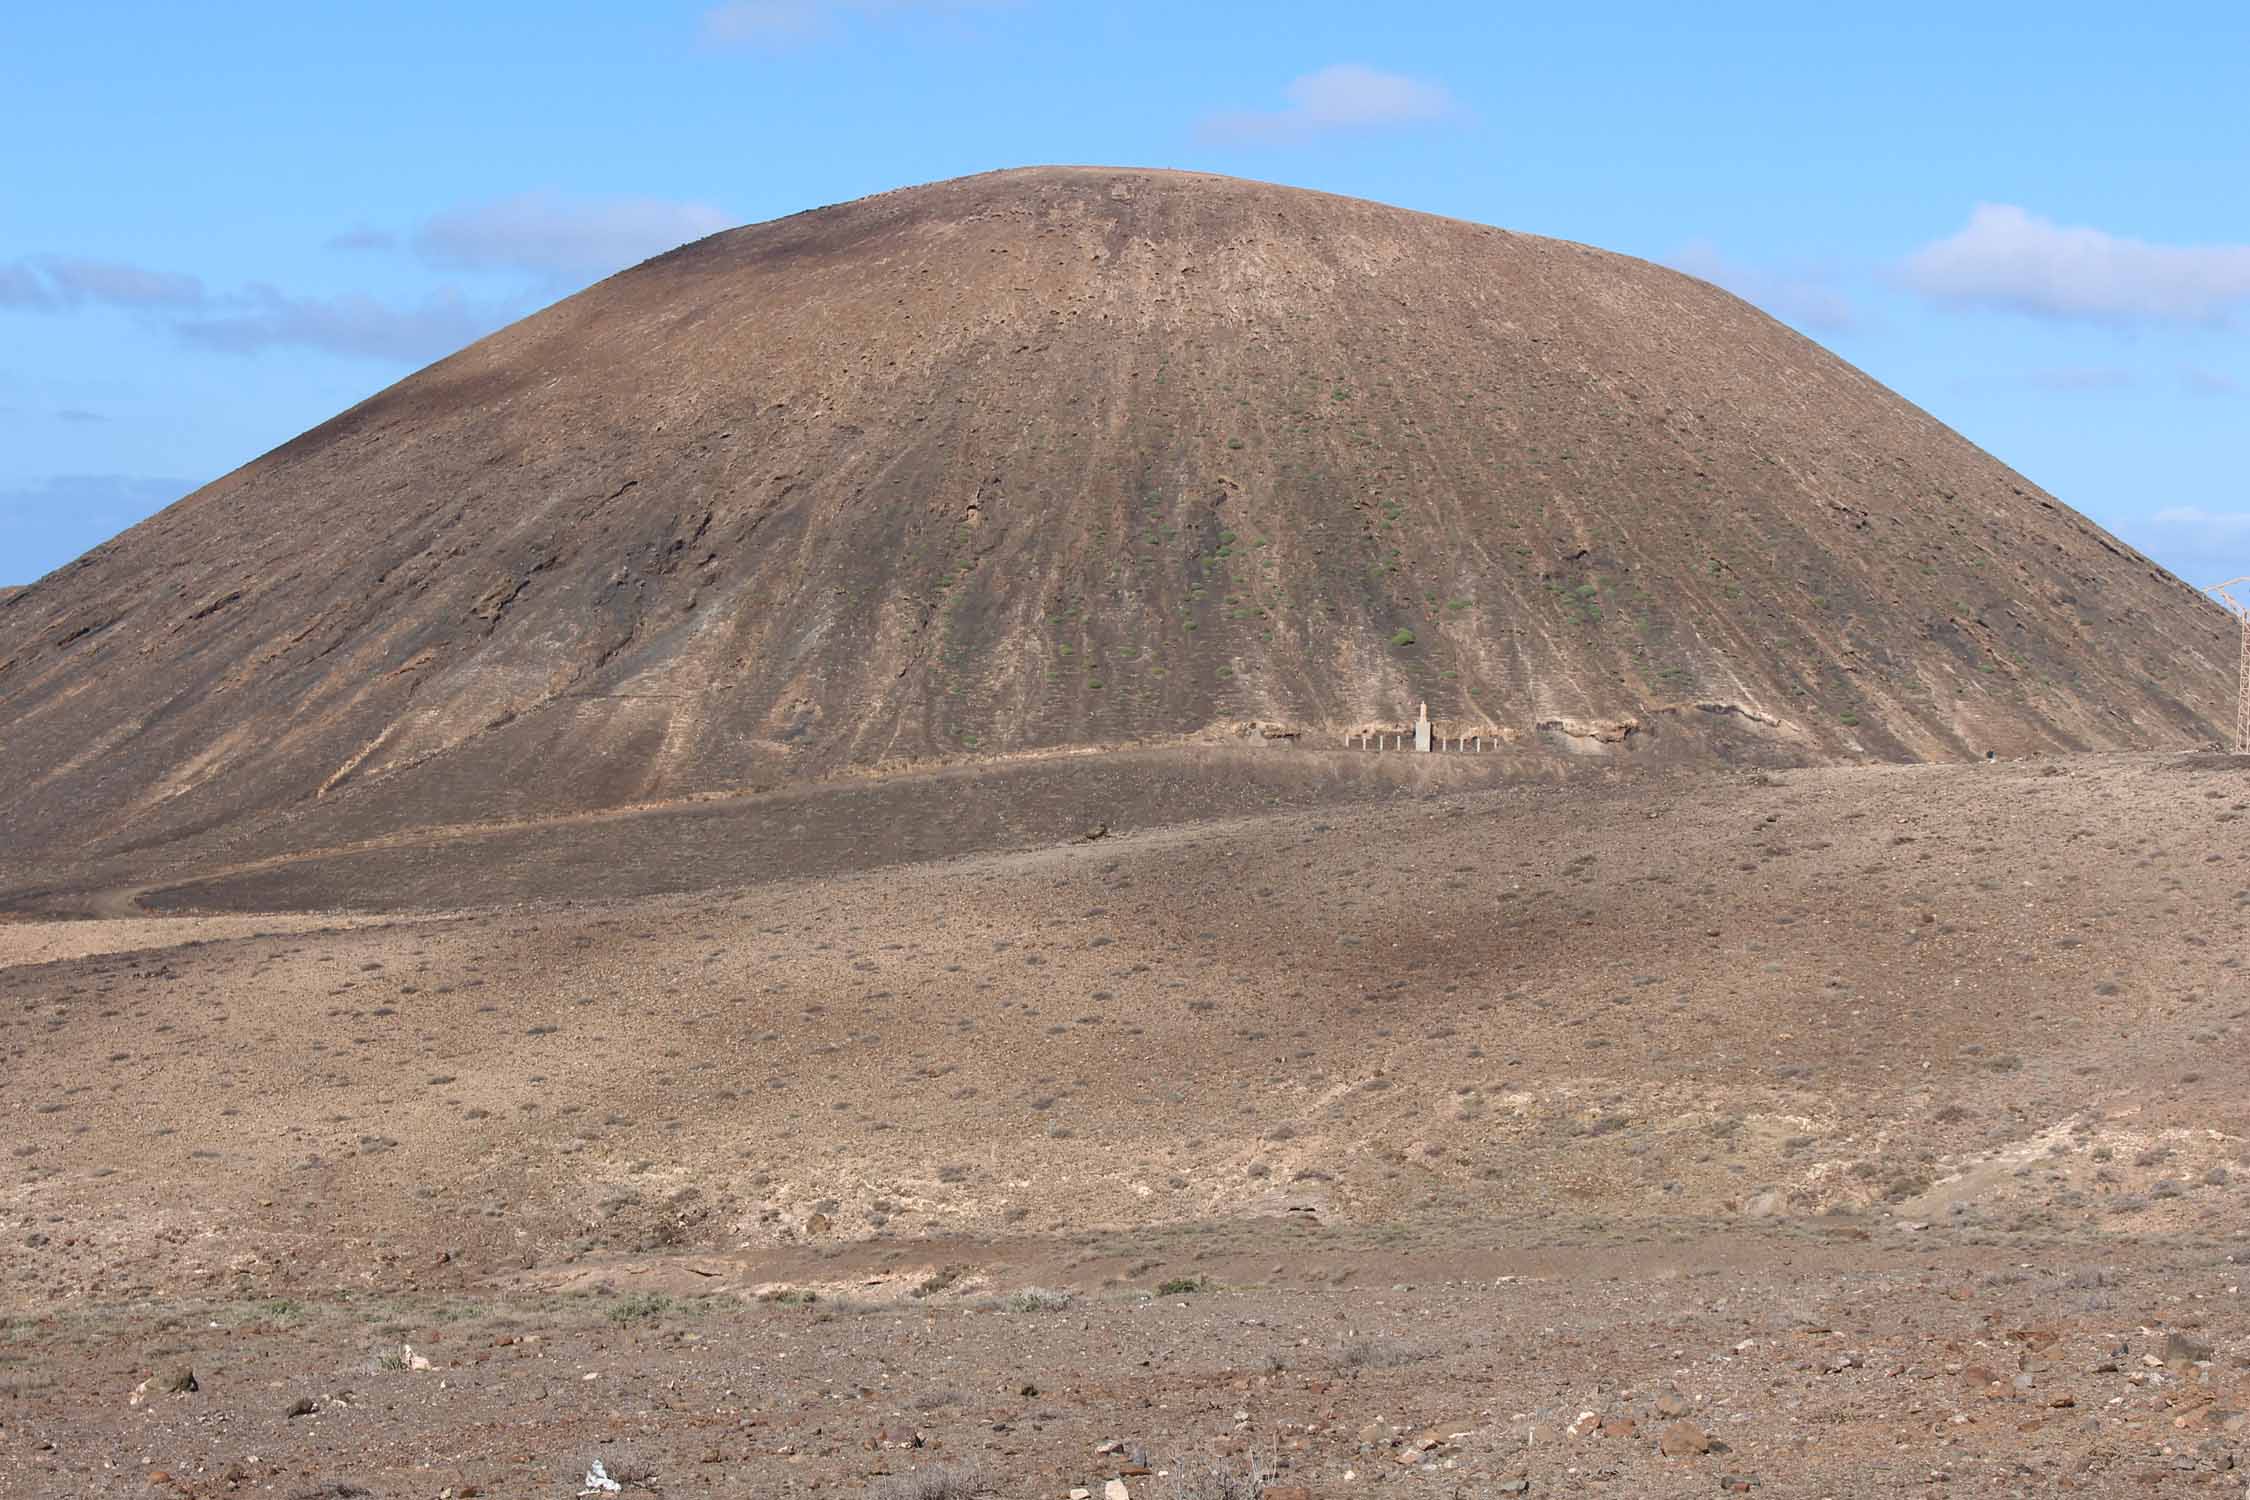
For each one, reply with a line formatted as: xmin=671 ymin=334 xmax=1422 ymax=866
xmin=414 ymin=191 xmax=733 ymax=280
xmin=1900 ymin=204 xmax=2250 ymax=325
xmin=173 ymin=286 xmax=508 ymax=364
xmin=1199 ymin=64 xmax=1458 ymax=143
xmin=701 ymin=0 xmax=1009 ymax=49
xmin=1668 ymin=241 xmax=1856 ymax=333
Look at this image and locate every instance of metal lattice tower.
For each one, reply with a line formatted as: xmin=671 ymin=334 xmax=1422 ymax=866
xmin=2209 ymin=578 xmax=2250 ymax=753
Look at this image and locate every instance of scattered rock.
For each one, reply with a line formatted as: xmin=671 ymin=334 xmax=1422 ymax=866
xmin=2165 ymin=1331 xmax=2216 ymax=1365
xmin=1660 ymin=1421 xmax=1713 ymax=1457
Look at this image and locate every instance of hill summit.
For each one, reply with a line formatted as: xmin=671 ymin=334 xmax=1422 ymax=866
xmin=0 ymin=167 xmax=2232 ymax=869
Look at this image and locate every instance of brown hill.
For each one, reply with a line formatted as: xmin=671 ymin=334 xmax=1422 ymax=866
xmin=0 ymin=166 xmax=2231 ymax=875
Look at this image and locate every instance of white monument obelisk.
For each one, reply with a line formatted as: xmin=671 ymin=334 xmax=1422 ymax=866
xmin=1414 ymin=700 xmax=1432 ymax=752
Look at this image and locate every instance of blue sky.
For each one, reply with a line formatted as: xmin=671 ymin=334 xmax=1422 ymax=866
xmin=5 ymin=2 xmax=2246 ymax=593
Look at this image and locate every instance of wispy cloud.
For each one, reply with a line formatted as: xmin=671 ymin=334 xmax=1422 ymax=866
xmin=700 ymin=0 xmax=1010 ymax=49
xmin=1900 ymin=204 xmax=2250 ymax=325
xmin=7 ymin=186 xmax=731 ymax=368
xmin=56 ymin=408 xmax=106 ymax=424
xmin=1199 ymin=64 xmax=1459 ymax=143
xmin=2023 ymin=366 xmax=2133 ymax=393
xmin=1668 ymin=241 xmax=1855 ymax=334
xmin=2152 ymin=506 xmax=2250 ymax=536
xmin=414 ymin=191 xmax=733 ymax=280
xmin=174 ymin=286 xmax=508 ymax=364
xmin=2183 ymin=368 xmax=2241 ymax=397
xmin=1 ymin=248 xmax=506 ymax=365
xmin=324 ymin=226 xmax=396 ymax=253
xmin=1951 ymin=366 xmax=2139 ymax=396
xmin=0 ymin=261 xmax=55 ymax=309
xmin=0 ymin=256 xmax=207 ymax=311
xmin=41 ymin=257 xmax=207 ymax=309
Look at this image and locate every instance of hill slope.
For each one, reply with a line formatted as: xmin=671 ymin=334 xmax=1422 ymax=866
xmin=0 ymin=166 xmax=2230 ymax=867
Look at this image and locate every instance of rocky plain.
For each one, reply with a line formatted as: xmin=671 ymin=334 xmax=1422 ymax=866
xmin=3 ymin=745 xmax=2246 ymax=1498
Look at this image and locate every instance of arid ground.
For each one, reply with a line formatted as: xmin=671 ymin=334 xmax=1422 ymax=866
xmin=5 ymin=747 xmax=2246 ymax=1497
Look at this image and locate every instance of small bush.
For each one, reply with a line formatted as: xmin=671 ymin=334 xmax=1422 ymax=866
xmin=1389 ymin=629 xmax=1415 ymax=648
xmin=867 ymin=1464 xmax=986 ymax=1500
xmin=915 ymin=1265 xmax=969 ymax=1298
xmin=1156 ymin=1276 xmax=1209 ymax=1296
xmin=1337 ymin=1337 xmax=1430 ymax=1370
xmin=1005 ymin=1286 xmax=1073 ymax=1313
xmin=607 ymin=1292 xmax=671 ymax=1323
xmin=594 ymin=1450 xmax=659 ymax=1489
xmin=1172 ymin=1455 xmax=1270 ymax=1500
